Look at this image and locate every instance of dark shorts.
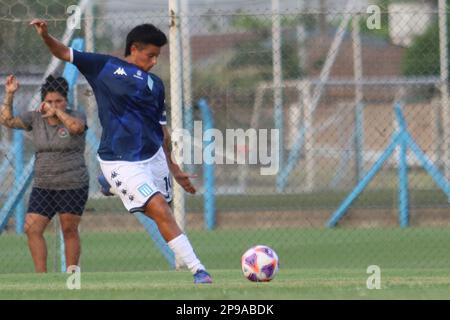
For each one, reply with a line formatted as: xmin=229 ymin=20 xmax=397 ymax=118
xmin=28 ymin=186 xmax=89 ymax=220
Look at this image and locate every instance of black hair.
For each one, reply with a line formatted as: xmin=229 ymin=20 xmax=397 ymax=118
xmin=125 ymin=24 xmax=167 ymax=57
xmin=40 ymin=75 xmax=69 ymax=102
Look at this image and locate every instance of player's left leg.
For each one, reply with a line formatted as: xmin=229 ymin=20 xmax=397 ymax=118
xmin=98 ymin=174 xmax=115 ymax=196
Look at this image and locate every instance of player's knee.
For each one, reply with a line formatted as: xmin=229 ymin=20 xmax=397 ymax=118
xmin=145 ymin=194 xmax=172 ymax=223
xmin=149 ymin=208 xmax=172 ymax=224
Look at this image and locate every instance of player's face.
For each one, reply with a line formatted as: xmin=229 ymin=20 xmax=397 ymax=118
xmin=132 ymin=44 xmax=161 ymax=72
xmin=44 ymin=92 xmax=67 ymax=111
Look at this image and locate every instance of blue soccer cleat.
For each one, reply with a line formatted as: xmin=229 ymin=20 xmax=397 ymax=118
xmin=193 ymin=269 xmax=213 ymax=284
xmin=98 ymin=174 xmax=114 ymax=196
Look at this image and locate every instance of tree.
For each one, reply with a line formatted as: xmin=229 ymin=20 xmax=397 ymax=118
xmin=0 ymin=0 xmax=80 ymax=73
xmin=227 ymin=14 xmax=309 ymax=88
xmin=402 ymin=21 xmax=443 ymax=76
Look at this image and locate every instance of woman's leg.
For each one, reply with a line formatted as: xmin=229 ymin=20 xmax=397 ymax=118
xmin=24 ymin=213 xmax=51 ymax=273
xmin=59 ymin=213 xmax=82 ymax=269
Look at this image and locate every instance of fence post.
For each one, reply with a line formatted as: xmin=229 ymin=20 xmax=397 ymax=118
xmin=169 ymin=0 xmax=186 ymax=231
xmin=352 ymin=14 xmax=364 ymax=182
xmin=14 ymin=130 xmax=24 ymax=234
xmin=197 ymin=98 xmax=216 ymax=230
xmin=439 ymin=0 xmax=450 ymax=181
xmin=272 ymin=0 xmax=284 ymax=193
xmin=181 ymin=0 xmax=194 ymax=175
xmin=396 ymin=103 xmax=410 ymax=228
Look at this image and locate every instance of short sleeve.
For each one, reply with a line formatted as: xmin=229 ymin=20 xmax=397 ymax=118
xmin=70 ymin=48 xmax=110 ymax=79
xmin=17 ymin=111 xmax=33 ymax=131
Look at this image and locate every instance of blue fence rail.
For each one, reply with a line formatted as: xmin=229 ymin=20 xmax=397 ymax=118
xmin=327 ymin=102 xmax=450 ymax=228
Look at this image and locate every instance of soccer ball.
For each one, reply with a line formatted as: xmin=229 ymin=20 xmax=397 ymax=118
xmin=241 ymin=245 xmax=279 ymax=282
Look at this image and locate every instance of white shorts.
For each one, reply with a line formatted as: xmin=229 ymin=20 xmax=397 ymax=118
xmin=98 ymin=147 xmax=173 ymax=212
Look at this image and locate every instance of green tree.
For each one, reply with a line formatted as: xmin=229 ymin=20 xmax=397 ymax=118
xmin=401 ymin=2 xmax=448 ymax=77
xmin=0 ymin=1 xmax=114 ymax=73
xmin=0 ymin=0 xmax=81 ymax=73
xmin=356 ymin=0 xmax=443 ymax=77
xmin=401 ymin=21 xmax=443 ymax=76
xmin=227 ymin=15 xmax=309 ymax=87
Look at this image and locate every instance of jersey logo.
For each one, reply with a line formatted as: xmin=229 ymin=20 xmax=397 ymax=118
xmin=113 ymin=67 xmax=127 ymax=76
xmin=133 ymin=70 xmax=144 ymax=80
xmin=138 ymin=183 xmax=154 ymax=197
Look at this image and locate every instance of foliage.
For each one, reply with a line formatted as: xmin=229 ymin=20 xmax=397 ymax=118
xmin=0 ymin=1 xmax=114 ymax=73
xmin=217 ymin=15 xmax=308 ymax=91
xmin=402 ymin=21 xmax=442 ymax=76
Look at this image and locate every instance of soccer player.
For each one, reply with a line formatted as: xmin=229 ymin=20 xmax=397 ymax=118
xmin=30 ymin=19 xmax=212 ymax=283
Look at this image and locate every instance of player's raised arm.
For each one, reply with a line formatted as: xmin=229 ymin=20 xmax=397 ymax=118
xmin=30 ymin=19 xmax=70 ymax=62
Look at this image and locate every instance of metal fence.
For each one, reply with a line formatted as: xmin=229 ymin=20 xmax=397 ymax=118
xmin=1 ymin=0 xmax=450 ymax=274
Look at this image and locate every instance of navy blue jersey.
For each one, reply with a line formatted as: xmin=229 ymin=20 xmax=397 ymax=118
xmin=70 ymin=48 xmax=167 ymax=161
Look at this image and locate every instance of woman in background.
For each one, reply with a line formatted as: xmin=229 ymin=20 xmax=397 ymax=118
xmin=0 ymin=74 xmax=89 ymax=272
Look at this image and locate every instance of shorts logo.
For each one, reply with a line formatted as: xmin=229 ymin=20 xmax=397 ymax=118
xmin=138 ymin=183 xmax=153 ymax=197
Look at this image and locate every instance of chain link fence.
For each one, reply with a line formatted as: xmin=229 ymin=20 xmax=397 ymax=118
xmin=1 ymin=0 xmax=450 ymax=274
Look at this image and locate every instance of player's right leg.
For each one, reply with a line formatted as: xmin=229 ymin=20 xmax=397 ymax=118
xmin=98 ymin=152 xmax=212 ymax=283
xmin=143 ymin=149 xmax=211 ymax=282
xmin=143 ymin=195 xmax=212 ymax=284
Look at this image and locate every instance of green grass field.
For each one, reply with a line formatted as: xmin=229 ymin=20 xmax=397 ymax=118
xmin=2 ymin=227 xmax=450 ymax=299
xmin=2 ymin=268 xmax=450 ymax=299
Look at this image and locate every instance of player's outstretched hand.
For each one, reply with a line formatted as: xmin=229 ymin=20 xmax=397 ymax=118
xmin=5 ymin=75 xmax=19 ymax=94
xmin=173 ymin=171 xmax=197 ymax=194
xmin=30 ymin=19 xmax=48 ymax=37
